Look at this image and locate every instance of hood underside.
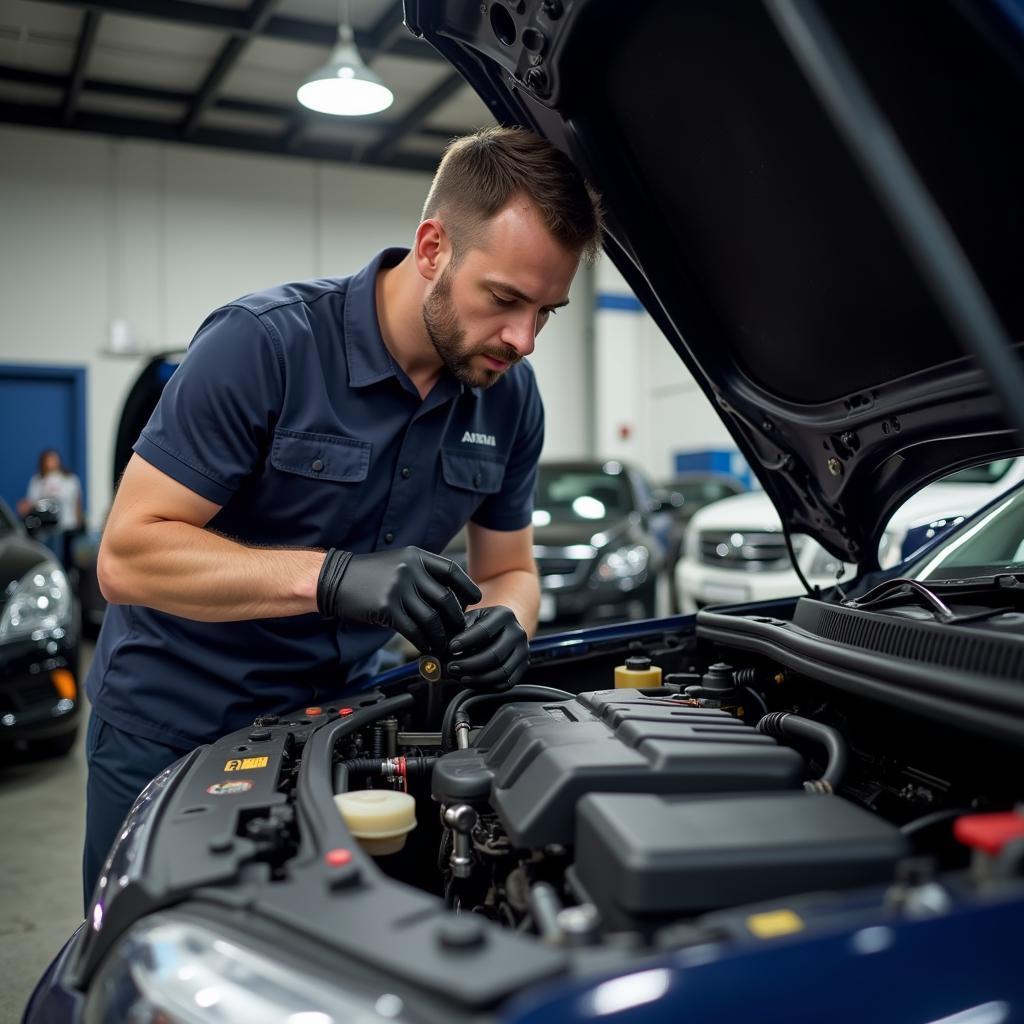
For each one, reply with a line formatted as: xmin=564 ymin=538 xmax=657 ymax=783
xmin=406 ymin=0 xmax=1024 ymax=569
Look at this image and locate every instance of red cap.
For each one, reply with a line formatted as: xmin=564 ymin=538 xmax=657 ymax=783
xmin=339 ymin=707 xmax=354 ymax=717
xmin=305 ymin=706 xmax=322 ymax=716
xmin=325 ymin=848 xmax=353 ymax=867
xmin=954 ymin=812 xmax=1024 ymax=856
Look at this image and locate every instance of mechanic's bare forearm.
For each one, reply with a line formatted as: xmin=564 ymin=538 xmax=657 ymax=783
xmin=473 ymin=568 xmax=541 ymax=637
xmin=98 ymin=519 xmax=326 ymax=621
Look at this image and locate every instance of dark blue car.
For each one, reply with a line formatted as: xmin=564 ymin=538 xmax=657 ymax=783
xmin=26 ymin=0 xmax=1024 ymax=1020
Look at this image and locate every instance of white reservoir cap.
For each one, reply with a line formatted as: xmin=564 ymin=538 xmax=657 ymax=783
xmin=333 ymin=790 xmax=417 ymax=856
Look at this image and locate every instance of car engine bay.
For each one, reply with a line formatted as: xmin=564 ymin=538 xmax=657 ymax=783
xmin=74 ymin=590 xmax=1024 ymax=1015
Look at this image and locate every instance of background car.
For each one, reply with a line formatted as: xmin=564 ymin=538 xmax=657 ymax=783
xmin=652 ymin=472 xmax=745 ymax=610
xmin=676 ymin=459 xmax=1024 ymax=612
xmin=445 ymin=458 xmax=666 ymax=631
xmin=0 ymin=499 xmax=80 ymax=758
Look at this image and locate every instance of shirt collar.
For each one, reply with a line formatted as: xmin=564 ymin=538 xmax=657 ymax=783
xmin=344 ymin=247 xmax=409 ymax=388
xmin=344 ymin=247 xmax=480 ymax=401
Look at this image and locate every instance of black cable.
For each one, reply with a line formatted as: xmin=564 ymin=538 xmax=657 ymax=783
xmin=900 ymin=808 xmax=970 ymax=838
xmin=843 ymin=578 xmax=954 ymax=621
xmin=782 ymin=523 xmax=816 ymax=597
xmin=743 ymin=686 xmax=769 ymax=721
xmin=757 ymin=711 xmax=849 ymax=789
xmin=765 ymin=0 xmax=1024 ymax=442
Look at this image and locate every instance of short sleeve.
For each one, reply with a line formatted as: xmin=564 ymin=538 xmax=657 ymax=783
xmin=27 ymin=476 xmax=42 ymax=501
xmin=134 ymin=306 xmax=284 ymax=505
xmin=471 ymin=371 xmax=545 ymax=531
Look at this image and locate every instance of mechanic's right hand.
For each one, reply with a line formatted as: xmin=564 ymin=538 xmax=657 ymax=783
xmin=316 ymin=546 xmax=481 ymax=654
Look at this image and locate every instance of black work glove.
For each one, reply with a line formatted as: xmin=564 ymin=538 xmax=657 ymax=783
xmin=446 ymin=605 xmax=529 ymax=691
xmin=318 ymin=547 xmax=480 ymax=654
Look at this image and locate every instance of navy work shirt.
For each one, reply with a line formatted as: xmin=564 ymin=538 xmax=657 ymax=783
xmin=86 ymin=248 xmax=544 ymax=748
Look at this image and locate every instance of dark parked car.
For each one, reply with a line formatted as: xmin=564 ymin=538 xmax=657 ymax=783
xmin=26 ymin=1 xmax=1024 ymax=1021
xmin=531 ymin=459 xmax=666 ymax=626
xmin=0 ymin=500 xmax=80 ymax=758
xmin=444 ymin=459 xmax=667 ymax=630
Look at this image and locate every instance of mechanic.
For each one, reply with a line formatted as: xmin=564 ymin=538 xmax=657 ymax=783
xmin=82 ymin=126 xmax=603 ymax=906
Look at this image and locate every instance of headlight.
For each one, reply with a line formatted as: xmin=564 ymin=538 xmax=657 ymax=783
xmin=87 ymin=914 xmax=410 ymax=1024
xmin=0 ymin=563 xmax=71 ymax=643
xmin=595 ymin=544 xmax=649 ymax=581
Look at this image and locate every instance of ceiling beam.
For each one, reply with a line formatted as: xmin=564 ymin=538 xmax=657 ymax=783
xmin=0 ymin=99 xmax=440 ymax=173
xmin=62 ymin=10 xmax=101 ymax=125
xmin=45 ymin=0 xmax=440 ymax=61
xmin=179 ymin=0 xmax=278 ymax=138
xmin=0 ymin=62 xmax=468 ymax=142
xmin=364 ymin=71 xmax=465 ymax=164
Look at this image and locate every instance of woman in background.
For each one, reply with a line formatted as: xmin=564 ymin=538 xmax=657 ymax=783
xmin=17 ymin=449 xmax=83 ymax=567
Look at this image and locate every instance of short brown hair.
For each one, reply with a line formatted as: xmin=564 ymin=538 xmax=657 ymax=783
xmin=422 ymin=126 xmax=603 ymax=265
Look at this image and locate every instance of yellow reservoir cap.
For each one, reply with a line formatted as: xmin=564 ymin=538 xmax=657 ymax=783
xmin=746 ymin=909 xmax=805 ymax=939
xmin=333 ymin=790 xmax=417 ymax=856
xmin=614 ymin=657 xmax=662 ymax=688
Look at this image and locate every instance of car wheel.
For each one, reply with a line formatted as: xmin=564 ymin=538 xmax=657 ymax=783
xmin=30 ymin=729 xmax=78 ymax=759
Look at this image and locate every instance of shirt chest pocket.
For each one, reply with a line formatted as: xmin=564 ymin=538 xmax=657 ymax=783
xmin=269 ymin=428 xmax=371 ymax=538
xmin=425 ymin=448 xmax=507 ymax=551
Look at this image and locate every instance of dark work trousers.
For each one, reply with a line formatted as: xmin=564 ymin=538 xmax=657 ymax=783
xmin=82 ymin=712 xmax=190 ymax=913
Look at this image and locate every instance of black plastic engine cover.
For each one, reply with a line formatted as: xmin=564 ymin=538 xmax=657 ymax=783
xmin=432 ymin=689 xmax=804 ymax=847
xmin=574 ymin=791 xmax=909 ymax=928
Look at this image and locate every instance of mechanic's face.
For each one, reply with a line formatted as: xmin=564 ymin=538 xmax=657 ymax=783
xmin=423 ymin=199 xmax=578 ymax=389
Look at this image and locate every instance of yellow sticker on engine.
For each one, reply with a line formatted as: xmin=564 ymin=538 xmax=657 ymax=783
xmin=224 ymin=756 xmax=269 ymax=772
xmin=746 ymin=910 xmax=805 ymax=939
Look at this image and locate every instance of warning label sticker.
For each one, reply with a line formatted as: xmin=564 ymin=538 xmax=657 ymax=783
xmin=224 ymin=756 xmax=269 ymax=772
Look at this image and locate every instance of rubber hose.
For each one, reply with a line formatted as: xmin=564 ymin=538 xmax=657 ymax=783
xmin=757 ymin=711 xmax=849 ymax=789
xmin=441 ymin=684 xmax=573 ymax=749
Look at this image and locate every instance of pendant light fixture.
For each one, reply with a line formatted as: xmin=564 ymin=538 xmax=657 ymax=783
xmin=296 ymin=0 xmax=394 ymax=116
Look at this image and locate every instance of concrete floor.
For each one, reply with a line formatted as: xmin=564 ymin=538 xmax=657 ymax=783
xmin=0 ymin=644 xmax=91 ymax=1024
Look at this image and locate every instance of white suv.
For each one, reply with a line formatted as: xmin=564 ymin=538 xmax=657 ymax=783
xmin=675 ymin=459 xmax=1024 ymax=613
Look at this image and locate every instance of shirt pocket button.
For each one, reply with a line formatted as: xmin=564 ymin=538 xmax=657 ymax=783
xmin=311 ymin=459 xmax=324 ymax=473
xmin=473 ymin=472 xmax=482 ymax=488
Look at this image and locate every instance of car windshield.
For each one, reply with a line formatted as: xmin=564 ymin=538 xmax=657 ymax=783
xmin=536 ymin=464 xmax=634 ymax=522
xmin=915 ymin=486 xmax=1024 ymax=582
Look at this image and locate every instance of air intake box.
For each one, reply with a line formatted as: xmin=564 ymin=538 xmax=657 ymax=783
xmin=432 ymin=689 xmax=804 ymax=847
xmin=574 ymin=792 xmax=908 ymax=928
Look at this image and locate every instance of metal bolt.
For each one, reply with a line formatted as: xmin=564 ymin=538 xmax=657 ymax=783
xmin=827 ymin=457 xmax=843 ymax=477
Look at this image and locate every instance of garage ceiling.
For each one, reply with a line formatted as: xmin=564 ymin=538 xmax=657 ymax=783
xmin=0 ymin=0 xmax=496 ymax=172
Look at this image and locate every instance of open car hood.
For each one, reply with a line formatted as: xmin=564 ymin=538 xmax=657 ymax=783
xmin=405 ymin=0 xmax=1024 ymax=570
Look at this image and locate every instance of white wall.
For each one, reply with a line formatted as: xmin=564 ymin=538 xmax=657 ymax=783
xmin=0 ymin=125 xmax=589 ymax=525
xmin=593 ymin=257 xmax=735 ymax=482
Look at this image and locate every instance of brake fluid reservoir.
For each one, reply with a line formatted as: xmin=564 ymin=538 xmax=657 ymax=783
xmin=333 ymin=790 xmax=417 ymax=856
xmin=614 ymin=655 xmax=663 ymax=688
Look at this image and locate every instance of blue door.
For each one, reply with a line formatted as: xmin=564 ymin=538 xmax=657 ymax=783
xmin=0 ymin=365 xmax=88 ymax=516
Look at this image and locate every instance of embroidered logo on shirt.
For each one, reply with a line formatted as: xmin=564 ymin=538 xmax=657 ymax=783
xmin=462 ymin=431 xmax=496 ymax=447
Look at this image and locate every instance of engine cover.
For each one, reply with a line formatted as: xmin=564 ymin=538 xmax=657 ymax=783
xmin=432 ymin=689 xmax=805 ymax=847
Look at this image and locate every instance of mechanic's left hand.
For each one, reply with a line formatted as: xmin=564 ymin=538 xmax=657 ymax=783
xmin=446 ymin=605 xmax=529 ymax=691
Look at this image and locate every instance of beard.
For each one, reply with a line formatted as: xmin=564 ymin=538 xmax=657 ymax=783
xmin=422 ymin=267 xmax=519 ymax=389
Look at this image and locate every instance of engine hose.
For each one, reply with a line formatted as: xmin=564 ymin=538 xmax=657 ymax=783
xmin=332 ymin=755 xmax=437 ymax=794
xmin=756 ymin=711 xmax=849 ymax=792
xmin=441 ymin=685 xmax=573 ymax=750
